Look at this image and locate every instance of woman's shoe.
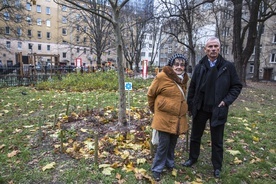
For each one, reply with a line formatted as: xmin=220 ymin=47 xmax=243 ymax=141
xmin=152 ymin=171 xmax=161 ymax=181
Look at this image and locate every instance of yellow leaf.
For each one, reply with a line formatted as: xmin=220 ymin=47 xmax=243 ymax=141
xmin=42 ymin=162 xmax=56 ymax=171
xmin=80 ymin=128 xmax=88 ymax=132
xmin=245 ymin=107 xmax=250 ymax=111
xmin=191 ymin=178 xmax=203 ymax=184
xmin=252 ymin=136 xmax=260 ymax=142
xmin=172 ymin=169 xmax=177 ymax=177
xmin=2 ymin=110 xmax=9 ymax=113
xmin=7 ymin=150 xmax=20 ymax=158
xmin=226 ymin=150 xmax=241 ymax=156
xmin=233 ymin=157 xmax=243 ymax=164
xmin=99 ymin=164 xmax=111 ymax=168
xmin=250 ymin=157 xmax=262 ymax=164
xmin=121 ymin=150 xmax=130 ymax=159
xmin=226 ymin=139 xmax=235 ymax=143
xmin=23 ymin=125 xmax=34 ymax=128
xmin=102 ymin=167 xmax=114 ymax=175
xmin=0 ymin=144 xmax=5 ymax=150
xmin=136 ymin=158 xmax=146 ymax=165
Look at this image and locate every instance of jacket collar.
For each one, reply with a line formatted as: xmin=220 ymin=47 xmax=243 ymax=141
xmin=162 ymin=66 xmax=189 ymax=85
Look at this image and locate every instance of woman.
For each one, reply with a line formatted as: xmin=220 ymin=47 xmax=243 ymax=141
xmin=147 ymin=54 xmax=189 ymax=181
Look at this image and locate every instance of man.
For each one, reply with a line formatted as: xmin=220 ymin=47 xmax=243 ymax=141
xmin=182 ymin=37 xmax=242 ymax=178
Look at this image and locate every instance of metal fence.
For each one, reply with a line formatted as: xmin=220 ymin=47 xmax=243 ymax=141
xmin=0 ymin=65 xmax=71 ymax=87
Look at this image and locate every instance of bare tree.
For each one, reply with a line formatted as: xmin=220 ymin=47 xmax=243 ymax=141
xmin=231 ymin=0 xmax=276 ymax=86
xmin=157 ymin=0 xmax=215 ymax=69
xmin=80 ymin=3 xmax=114 ymax=68
xmin=55 ymin=0 xmax=130 ymax=125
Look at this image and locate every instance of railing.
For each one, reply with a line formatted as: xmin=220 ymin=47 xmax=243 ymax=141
xmin=0 ymin=65 xmax=74 ymax=87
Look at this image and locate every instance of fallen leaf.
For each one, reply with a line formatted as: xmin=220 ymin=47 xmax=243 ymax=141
xmin=42 ymin=162 xmax=56 ymax=171
xmin=0 ymin=144 xmax=5 ymax=150
xmin=102 ymin=167 xmax=114 ymax=175
xmin=226 ymin=150 xmax=241 ymax=156
xmin=7 ymin=150 xmax=20 ymax=158
xmin=233 ymin=157 xmax=243 ymax=164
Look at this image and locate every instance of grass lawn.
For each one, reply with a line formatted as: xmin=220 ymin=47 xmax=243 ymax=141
xmin=0 ymin=73 xmax=275 ymax=184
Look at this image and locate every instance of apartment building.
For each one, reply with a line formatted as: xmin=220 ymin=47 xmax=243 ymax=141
xmin=0 ymin=0 xmax=116 ymax=69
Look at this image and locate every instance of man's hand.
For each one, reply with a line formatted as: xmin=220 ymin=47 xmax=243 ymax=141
xmin=218 ymin=101 xmax=225 ymax=107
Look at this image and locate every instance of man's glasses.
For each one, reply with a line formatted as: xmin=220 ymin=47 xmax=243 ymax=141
xmin=173 ymin=62 xmax=185 ymax=67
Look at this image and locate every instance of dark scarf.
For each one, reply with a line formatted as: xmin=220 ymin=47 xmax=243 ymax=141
xmin=200 ymin=58 xmax=221 ymax=112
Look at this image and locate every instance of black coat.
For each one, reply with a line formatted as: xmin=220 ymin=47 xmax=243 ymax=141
xmin=187 ymin=55 xmax=243 ymax=127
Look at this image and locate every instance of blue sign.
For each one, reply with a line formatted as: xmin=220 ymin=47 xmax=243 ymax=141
xmin=125 ymin=82 xmax=132 ymax=90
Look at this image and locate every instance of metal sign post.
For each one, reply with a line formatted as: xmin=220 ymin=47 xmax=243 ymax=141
xmin=125 ymin=82 xmax=132 ymax=125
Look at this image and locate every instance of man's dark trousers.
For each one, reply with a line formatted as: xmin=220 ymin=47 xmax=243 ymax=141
xmin=189 ymin=109 xmax=225 ymax=170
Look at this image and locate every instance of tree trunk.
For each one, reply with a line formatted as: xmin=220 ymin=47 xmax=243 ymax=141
xmin=113 ymin=13 xmax=127 ymax=126
xmin=252 ymin=22 xmax=263 ymax=82
xmin=232 ymin=0 xmax=261 ymax=86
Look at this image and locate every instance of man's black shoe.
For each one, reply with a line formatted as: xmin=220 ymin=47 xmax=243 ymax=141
xmin=214 ymin=169 xmax=221 ymax=178
xmin=182 ymin=159 xmax=197 ymax=167
xmin=152 ymin=171 xmax=161 ymax=181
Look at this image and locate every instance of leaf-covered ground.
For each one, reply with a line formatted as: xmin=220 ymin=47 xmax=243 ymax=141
xmin=1 ymin=80 xmax=275 ymax=183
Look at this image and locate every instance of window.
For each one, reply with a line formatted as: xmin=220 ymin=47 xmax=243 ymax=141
xmin=28 ymin=43 xmax=33 ymax=50
xmin=141 ymin=52 xmax=145 ymax=57
xmin=37 ymin=18 xmax=42 ymax=25
xmin=149 ymin=44 xmax=152 ymax=48
xmin=76 ymin=36 xmax=80 ymax=42
xmin=15 ymin=0 xmax=21 ymax=8
xmin=38 ymin=44 xmax=42 ymax=51
xmin=222 ymin=27 xmax=230 ymax=36
xmin=249 ymin=63 xmax=254 ymax=73
xmin=26 ymin=16 xmax=32 ymax=24
xmin=18 ymin=42 xmax=22 ymax=50
xmin=148 ymin=52 xmax=152 ymax=57
xmin=17 ymin=28 xmax=22 ymax=36
xmin=47 ymin=32 xmax=51 ymax=39
xmin=84 ymin=48 xmax=86 ymax=54
xmin=62 ymin=28 xmax=67 ymax=35
xmin=270 ymin=53 xmax=276 ymax=63
xmin=62 ymin=5 xmax=67 ymax=11
xmin=76 ymin=24 xmax=80 ymax=31
xmin=46 ymin=7 xmax=51 ymax=14
xmin=62 ymin=52 xmax=66 ymax=58
xmin=47 ymin=45 xmax=50 ymax=51
xmin=77 ymin=48 xmax=80 ymax=53
xmin=5 ymin=27 xmax=10 ymax=34
xmin=4 ymin=12 xmax=10 ymax=20
xmin=26 ymin=2 xmax=31 ymax=11
xmin=222 ymin=45 xmax=229 ymax=54
xmin=15 ymin=14 xmax=22 ymax=23
xmin=46 ymin=20 xmax=50 ymax=27
xmin=168 ymin=46 xmax=172 ymax=53
xmin=6 ymin=41 xmax=11 ymax=49
xmin=27 ymin=29 xmax=32 ymax=37
xmin=37 ymin=5 xmax=41 ymax=13
xmin=224 ymin=10 xmax=231 ymax=19
xmin=37 ymin=31 xmax=42 ymax=38
xmin=62 ymin=16 xmax=67 ymax=23
xmin=83 ymin=37 xmax=87 ymax=44
xmin=252 ymin=45 xmax=262 ymax=55
xmin=273 ymin=34 xmax=276 ymax=43
xmin=3 ymin=0 xmax=8 ymax=5
xmin=76 ymin=14 xmax=81 ymax=21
